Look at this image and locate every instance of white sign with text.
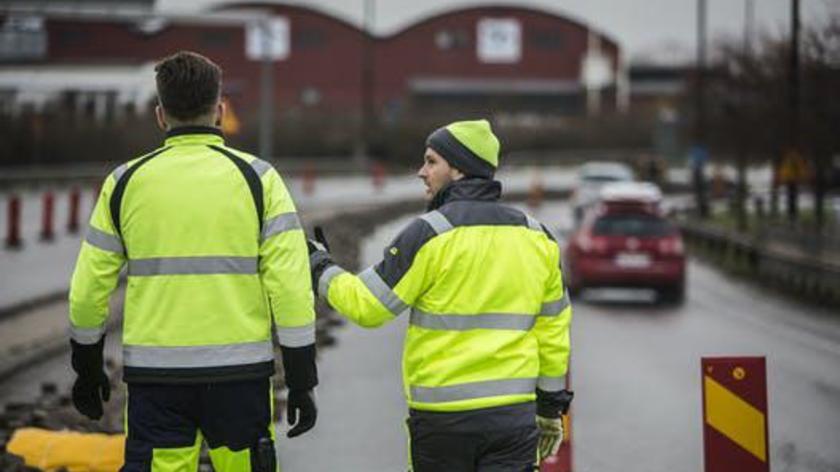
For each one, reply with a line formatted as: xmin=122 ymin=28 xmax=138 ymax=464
xmin=477 ymin=18 xmax=521 ymax=63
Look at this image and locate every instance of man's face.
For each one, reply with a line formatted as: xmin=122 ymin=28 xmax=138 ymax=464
xmin=417 ymin=148 xmax=463 ymax=201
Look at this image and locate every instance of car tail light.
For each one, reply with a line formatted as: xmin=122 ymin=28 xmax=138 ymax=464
xmin=657 ymin=236 xmax=684 ymax=256
xmin=576 ymin=232 xmax=608 ymax=255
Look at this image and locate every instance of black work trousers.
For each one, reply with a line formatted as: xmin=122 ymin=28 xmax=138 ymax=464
xmin=407 ymin=402 xmax=538 ymax=472
xmin=122 ymin=378 xmax=274 ymax=472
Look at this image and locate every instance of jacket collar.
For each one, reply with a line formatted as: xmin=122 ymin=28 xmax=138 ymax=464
xmin=428 ymin=178 xmax=502 ymax=211
xmin=163 ymin=126 xmax=225 ymax=146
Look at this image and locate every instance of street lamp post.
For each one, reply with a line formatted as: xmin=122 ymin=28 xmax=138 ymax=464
xmin=358 ymin=0 xmax=376 ymax=166
xmin=786 ymin=0 xmax=801 ymax=223
xmin=693 ymin=0 xmax=710 ymax=218
xmin=259 ymin=19 xmax=275 ymax=162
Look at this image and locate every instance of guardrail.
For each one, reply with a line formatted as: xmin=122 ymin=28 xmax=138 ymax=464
xmin=679 ymin=219 xmax=840 ymax=305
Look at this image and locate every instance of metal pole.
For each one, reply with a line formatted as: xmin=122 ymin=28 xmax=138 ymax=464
xmin=737 ymin=0 xmax=754 ymax=232
xmin=358 ymin=0 xmax=375 ymax=164
xmin=790 ymin=0 xmax=800 ymax=144
xmin=786 ymin=0 xmax=801 ymax=222
xmin=696 ymin=0 xmax=706 ymax=144
xmin=259 ymin=19 xmax=275 ymax=161
xmin=744 ymin=0 xmax=754 ymax=55
xmin=694 ymin=0 xmax=709 ymax=218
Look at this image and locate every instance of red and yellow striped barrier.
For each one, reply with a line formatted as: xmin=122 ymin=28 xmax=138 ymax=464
xmin=701 ymin=357 xmax=769 ymax=472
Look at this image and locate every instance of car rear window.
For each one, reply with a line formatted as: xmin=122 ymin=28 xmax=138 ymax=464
xmin=582 ymin=175 xmax=628 ymax=183
xmin=592 ymin=214 xmax=676 ymax=237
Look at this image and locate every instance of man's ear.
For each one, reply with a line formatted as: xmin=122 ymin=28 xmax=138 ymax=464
xmin=215 ymin=101 xmax=225 ymax=127
xmin=450 ymin=167 xmax=465 ymax=181
xmin=155 ymin=105 xmax=168 ymax=131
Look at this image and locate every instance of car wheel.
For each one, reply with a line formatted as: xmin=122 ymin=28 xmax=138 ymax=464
xmin=658 ymin=285 xmax=685 ymax=305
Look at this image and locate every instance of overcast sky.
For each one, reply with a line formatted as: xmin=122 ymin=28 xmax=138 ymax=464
xmin=157 ymin=0 xmax=836 ymax=63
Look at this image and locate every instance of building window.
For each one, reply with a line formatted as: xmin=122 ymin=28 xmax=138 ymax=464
xmin=294 ymin=28 xmax=325 ymax=49
xmin=530 ymin=30 xmax=564 ymax=50
xmin=0 ymin=15 xmax=47 ymax=61
xmin=435 ymin=29 xmax=469 ymax=50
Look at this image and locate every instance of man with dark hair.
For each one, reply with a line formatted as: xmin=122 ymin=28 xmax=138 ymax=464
xmin=68 ymin=50 xmax=317 ymax=471
xmin=309 ymin=120 xmax=573 ymax=471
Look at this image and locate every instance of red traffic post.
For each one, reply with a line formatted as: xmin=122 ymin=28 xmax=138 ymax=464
xmin=67 ymin=187 xmax=81 ymax=234
xmin=701 ymin=356 xmax=769 ymax=472
xmin=5 ymin=195 xmax=22 ymax=249
xmin=40 ymin=191 xmax=55 ymax=241
xmin=541 ymin=368 xmax=573 ymax=472
xmin=371 ymin=161 xmax=386 ymax=193
xmin=302 ymin=162 xmax=316 ymax=196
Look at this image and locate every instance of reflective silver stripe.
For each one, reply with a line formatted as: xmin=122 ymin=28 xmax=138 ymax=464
xmin=420 ymin=211 xmax=454 ymax=235
xmin=411 ymin=377 xmax=537 ymax=404
xmin=525 ymin=214 xmax=542 ymax=231
xmin=318 ymin=265 xmax=345 ymax=299
xmin=276 ymin=323 xmax=316 ymax=348
xmin=85 ymin=226 xmax=124 ymax=254
xmin=410 ymin=309 xmax=535 ymax=331
xmin=69 ymin=324 xmax=106 ymax=345
xmin=123 ymin=341 xmax=273 ymax=368
xmin=112 ymin=163 xmax=128 ymax=182
xmin=539 ymin=295 xmax=570 ymax=316
xmin=250 ymin=158 xmax=272 ymax=177
xmin=537 ymin=376 xmax=567 ymax=392
xmin=359 ymin=267 xmax=409 ymax=316
xmin=261 ymin=212 xmax=301 ymax=241
xmin=128 ymin=256 xmax=258 ymax=276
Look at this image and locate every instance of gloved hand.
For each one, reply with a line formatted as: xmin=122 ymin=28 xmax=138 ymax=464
xmin=536 ymin=415 xmax=564 ymax=463
xmin=308 ymin=226 xmax=335 ymax=297
xmin=70 ymin=337 xmax=111 ymax=420
xmin=287 ymin=389 xmax=317 ymax=438
xmin=535 ymin=388 xmax=573 ymax=463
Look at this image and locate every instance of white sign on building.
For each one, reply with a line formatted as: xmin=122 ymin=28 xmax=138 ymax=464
xmin=476 ymin=18 xmax=521 ymax=64
xmin=246 ymin=17 xmax=290 ymax=61
xmin=581 ymin=51 xmax=613 ymax=90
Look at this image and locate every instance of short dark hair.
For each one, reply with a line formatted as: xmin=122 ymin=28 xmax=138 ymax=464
xmin=155 ymin=51 xmax=222 ymax=121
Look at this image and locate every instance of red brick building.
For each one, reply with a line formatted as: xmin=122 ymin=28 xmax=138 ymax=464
xmin=1 ymin=3 xmax=622 ymax=121
xmin=374 ymin=6 xmax=621 ymax=117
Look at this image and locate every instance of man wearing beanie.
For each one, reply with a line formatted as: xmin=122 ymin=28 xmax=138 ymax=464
xmin=309 ymin=119 xmax=573 ymax=471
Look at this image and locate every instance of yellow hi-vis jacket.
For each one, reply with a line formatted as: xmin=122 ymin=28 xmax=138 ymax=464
xmin=318 ymin=179 xmax=572 ymax=412
xmin=69 ymin=127 xmax=316 ymax=383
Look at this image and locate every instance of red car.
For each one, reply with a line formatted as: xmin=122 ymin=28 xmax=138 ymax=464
xmin=564 ymin=183 xmax=686 ymax=304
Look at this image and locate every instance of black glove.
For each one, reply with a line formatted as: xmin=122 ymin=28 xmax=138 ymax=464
xmin=287 ymin=389 xmax=317 ymax=438
xmin=70 ymin=337 xmax=111 ymax=420
xmin=536 ymin=388 xmax=574 ymax=419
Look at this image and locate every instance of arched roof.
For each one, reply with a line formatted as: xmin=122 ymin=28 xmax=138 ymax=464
xmin=213 ymin=2 xmax=366 ymax=36
xmin=384 ymin=4 xmax=619 ymax=52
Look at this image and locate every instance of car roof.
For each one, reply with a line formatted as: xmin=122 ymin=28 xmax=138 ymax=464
xmin=600 ymin=182 xmax=663 ymax=204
